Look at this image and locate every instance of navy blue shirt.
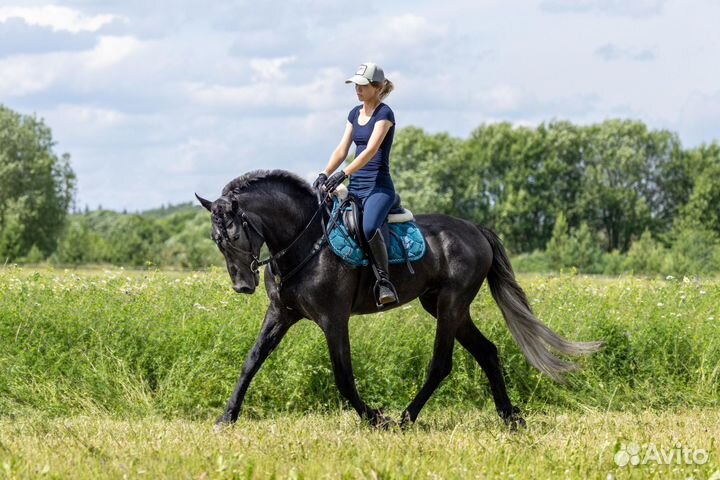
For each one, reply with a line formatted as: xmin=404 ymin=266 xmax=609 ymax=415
xmin=347 ymin=103 xmax=395 ymax=197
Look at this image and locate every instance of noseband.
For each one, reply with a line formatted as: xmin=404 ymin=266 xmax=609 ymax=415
xmin=213 ymin=203 xmax=266 ymax=273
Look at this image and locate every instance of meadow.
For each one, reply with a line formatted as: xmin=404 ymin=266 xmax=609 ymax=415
xmin=0 ymin=267 xmax=718 ymax=478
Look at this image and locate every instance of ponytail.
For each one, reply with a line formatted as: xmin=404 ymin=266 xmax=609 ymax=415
xmin=372 ymin=79 xmax=394 ymax=100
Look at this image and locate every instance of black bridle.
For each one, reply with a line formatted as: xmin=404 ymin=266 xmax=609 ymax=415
xmin=214 ymin=190 xmax=333 ymax=287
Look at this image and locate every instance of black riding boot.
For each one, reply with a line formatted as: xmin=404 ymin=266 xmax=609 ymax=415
xmin=367 ymin=228 xmax=398 ymax=307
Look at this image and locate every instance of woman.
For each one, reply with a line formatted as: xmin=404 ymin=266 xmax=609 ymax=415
xmin=313 ymin=62 xmax=398 ymax=306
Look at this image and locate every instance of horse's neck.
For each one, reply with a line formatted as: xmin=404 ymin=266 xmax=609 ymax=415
xmin=246 ymin=191 xmax=318 ymax=258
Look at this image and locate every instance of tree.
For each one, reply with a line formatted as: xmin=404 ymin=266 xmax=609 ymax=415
xmin=671 ymin=146 xmax=720 ymax=235
xmin=106 ymin=215 xmax=169 ymax=266
xmin=577 ymin=120 xmax=679 ymax=252
xmin=546 ymin=212 xmax=603 ymax=271
xmin=451 ymin=122 xmax=586 ymax=252
xmin=391 ymin=127 xmax=460 ymax=215
xmin=0 ymin=105 xmax=76 ymax=261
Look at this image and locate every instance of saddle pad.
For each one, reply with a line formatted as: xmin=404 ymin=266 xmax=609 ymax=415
xmin=327 ymin=198 xmax=426 ymax=267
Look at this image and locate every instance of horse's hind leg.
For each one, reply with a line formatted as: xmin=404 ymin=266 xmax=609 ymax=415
xmin=400 ymin=291 xmax=462 ymax=425
xmin=455 ymin=313 xmax=525 ymax=428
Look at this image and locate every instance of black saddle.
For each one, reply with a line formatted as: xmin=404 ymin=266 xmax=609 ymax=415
xmin=341 ymin=193 xmax=403 ymax=245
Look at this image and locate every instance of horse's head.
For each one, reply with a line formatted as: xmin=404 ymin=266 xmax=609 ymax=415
xmin=196 ymin=193 xmax=262 ymax=294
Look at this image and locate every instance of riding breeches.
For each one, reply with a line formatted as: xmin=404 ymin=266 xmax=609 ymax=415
xmin=358 ymin=188 xmax=397 ymax=242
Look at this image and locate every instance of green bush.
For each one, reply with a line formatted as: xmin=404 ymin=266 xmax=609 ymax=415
xmin=546 ymin=213 xmax=604 ymax=272
xmin=665 ymin=228 xmax=720 ymax=275
xmin=624 ymin=229 xmax=667 ymax=274
xmin=511 ymin=250 xmax=551 ymax=273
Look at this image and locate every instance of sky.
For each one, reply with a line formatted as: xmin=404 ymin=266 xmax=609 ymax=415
xmin=1 ymin=0 xmax=719 ymax=211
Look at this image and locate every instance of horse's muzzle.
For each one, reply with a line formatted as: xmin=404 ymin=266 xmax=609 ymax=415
xmin=232 ymin=283 xmax=255 ymax=294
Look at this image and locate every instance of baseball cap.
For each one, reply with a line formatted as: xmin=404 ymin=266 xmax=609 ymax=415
xmin=345 ymin=62 xmax=385 ymax=85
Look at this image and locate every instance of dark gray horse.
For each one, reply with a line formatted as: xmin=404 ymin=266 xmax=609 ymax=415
xmin=196 ymin=169 xmax=602 ymax=428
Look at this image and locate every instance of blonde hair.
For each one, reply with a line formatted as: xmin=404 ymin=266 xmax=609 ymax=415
xmin=371 ymin=79 xmax=394 ymax=100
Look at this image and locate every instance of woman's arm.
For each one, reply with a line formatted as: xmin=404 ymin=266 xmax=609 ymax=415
xmin=343 ymin=120 xmax=392 ymax=176
xmin=322 ymin=121 xmax=354 ymax=175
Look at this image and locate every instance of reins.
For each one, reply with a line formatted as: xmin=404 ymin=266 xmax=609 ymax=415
xmin=218 ymin=190 xmax=334 ymax=287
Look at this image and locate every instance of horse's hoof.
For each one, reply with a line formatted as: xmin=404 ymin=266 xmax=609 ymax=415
xmin=366 ymin=408 xmax=396 ymax=429
xmin=500 ymin=406 xmax=526 ymax=431
xmin=214 ymin=413 xmax=235 ymax=433
xmin=508 ymin=415 xmax=526 ymax=432
xmin=399 ymin=410 xmax=415 ymax=429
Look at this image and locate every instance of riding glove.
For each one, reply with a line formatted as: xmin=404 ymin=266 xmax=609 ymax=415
xmin=323 ymin=170 xmax=347 ymax=193
xmin=312 ymin=172 xmax=327 ymax=190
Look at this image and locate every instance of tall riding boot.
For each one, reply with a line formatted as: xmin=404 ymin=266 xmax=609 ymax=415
xmin=367 ymin=228 xmax=398 ymax=307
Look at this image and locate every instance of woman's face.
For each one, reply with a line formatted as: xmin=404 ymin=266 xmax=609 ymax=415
xmin=355 ymin=83 xmax=380 ymax=102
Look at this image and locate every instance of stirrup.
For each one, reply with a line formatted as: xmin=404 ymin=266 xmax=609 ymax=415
xmin=373 ymin=278 xmax=399 ymax=308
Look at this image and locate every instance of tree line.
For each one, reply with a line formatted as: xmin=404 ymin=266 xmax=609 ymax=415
xmin=1 ymin=104 xmax=718 ymax=273
xmin=391 ymin=121 xmax=720 ymax=274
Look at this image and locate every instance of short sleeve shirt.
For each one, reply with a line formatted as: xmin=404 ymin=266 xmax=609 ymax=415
xmin=346 ymin=103 xmax=395 ymax=196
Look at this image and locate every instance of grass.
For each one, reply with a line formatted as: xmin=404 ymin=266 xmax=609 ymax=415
xmin=1 ymin=267 xmax=719 ymax=478
xmin=1 ymin=410 xmax=718 ymax=479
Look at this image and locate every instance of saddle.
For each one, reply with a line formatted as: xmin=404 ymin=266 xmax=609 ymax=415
xmin=332 ymin=184 xmax=414 ymax=242
xmin=327 ymin=185 xmax=426 ymax=269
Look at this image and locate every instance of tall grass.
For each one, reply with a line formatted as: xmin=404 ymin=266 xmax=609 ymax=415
xmin=1 ymin=267 xmax=718 ymax=420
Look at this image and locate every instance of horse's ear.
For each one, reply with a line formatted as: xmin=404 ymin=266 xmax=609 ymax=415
xmin=195 ymin=193 xmax=213 ymax=212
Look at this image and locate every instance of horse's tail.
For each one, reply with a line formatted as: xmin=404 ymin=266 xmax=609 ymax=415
xmin=477 ymin=225 xmax=603 ymax=382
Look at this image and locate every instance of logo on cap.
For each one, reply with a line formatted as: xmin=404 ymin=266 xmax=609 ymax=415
xmin=356 ymin=65 xmax=367 ymax=75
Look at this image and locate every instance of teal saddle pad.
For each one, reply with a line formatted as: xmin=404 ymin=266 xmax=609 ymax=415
xmin=327 ymin=197 xmax=426 ymax=267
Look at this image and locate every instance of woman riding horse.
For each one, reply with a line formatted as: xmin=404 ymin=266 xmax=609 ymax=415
xmin=313 ymin=62 xmax=398 ymax=307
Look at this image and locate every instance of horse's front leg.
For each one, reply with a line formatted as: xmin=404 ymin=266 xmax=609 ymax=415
xmin=321 ymin=316 xmax=392 ymax=427
xmin=216 ymin=303 xmax=300 ymax=427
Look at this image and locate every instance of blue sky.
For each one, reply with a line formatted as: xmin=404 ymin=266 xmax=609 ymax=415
xmin=2 ymin=0 xmax=719 ymax=211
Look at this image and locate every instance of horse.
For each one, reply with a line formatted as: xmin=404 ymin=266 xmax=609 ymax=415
xmin=196 ymin=169 xmax=602 ymax=428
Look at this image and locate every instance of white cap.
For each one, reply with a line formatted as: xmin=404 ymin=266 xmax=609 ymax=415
xmin=345 ymin=62 xmax=385 ymax=85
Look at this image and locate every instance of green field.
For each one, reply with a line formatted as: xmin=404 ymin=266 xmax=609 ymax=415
xmin=1 ymin=267 xmax=719 ymax=478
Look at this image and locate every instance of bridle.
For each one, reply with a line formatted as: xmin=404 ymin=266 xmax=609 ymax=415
xmin=213 ymin=190 xmax=332 ymax=287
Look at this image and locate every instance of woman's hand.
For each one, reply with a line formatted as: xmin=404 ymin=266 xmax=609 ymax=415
xmin=312 ymin=172 xmax=328 ymax=190
xmin=323 ymin=170 xmax=347 ymax=193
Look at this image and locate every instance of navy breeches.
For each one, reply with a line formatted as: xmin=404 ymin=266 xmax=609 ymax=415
xmin=358 ymin=188 xmax=398 ymax=242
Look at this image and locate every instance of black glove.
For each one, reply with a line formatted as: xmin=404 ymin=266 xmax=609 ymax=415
xmin=323 ymin=170 xmax=347 ymax=193
xmin=312 ymin=172 xmax=328 ymax=190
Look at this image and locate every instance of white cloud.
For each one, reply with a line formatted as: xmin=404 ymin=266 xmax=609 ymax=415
xmin=382 ymin=14 xmax=446 ymax=46
xmin=48 ymin=104 xmax=127 ymax=128
xmin=476 ymin=85 xmax=524 ymax=112
xmin=0 ymin=5 xmax=117 ymax=33
xmin=84 ymin=35 xmax=141 ymax=69
xmin=171 ymin=137 xmax=234 ymax=174
xmin=248 ymin=56 xmax=297 ymax=81
xmin=183 ymin=66 xmax=345 ymax=111
xmin=0 ymin=35 xmax=141 ymax=98
xmin=0 ymin=55 xmax=58 ymax=96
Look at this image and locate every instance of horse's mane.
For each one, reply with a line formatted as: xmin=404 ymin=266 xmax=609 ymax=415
xmin=222 ymin=169 xmax=314 ymax=199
